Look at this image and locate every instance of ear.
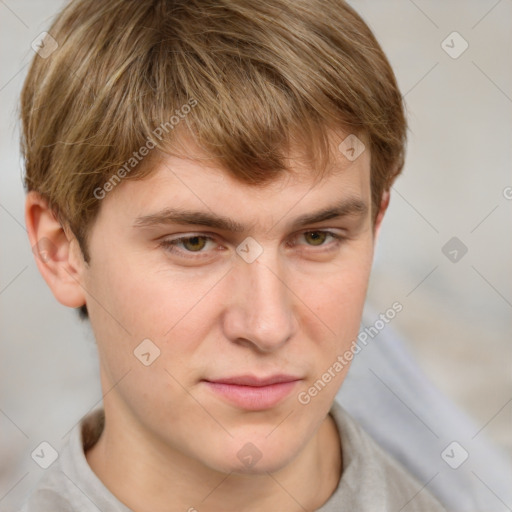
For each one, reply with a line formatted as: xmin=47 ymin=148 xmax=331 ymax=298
xmin=25 ymin=191 xmax=87 ymax=309
xmin=373 ymin=189 xmax=390 ymax=243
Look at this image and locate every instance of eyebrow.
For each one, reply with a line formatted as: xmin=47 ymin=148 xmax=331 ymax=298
xmin=133 ymin=197 xmax=368 ymax=232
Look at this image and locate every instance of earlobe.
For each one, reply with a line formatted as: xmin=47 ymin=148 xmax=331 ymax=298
xmin=373 ymin=189 xmax=390 ymax=243
xmin=25 ymin=191 xmax=87 ymax=309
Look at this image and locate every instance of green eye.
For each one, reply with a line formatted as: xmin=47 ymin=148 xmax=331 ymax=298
xmin=304 ymin=231 xmax=328 ymax=246
xmin=181 ymin=236 xmax=208 ymax=252
xmin=160 ymin=235 xmax=214 ymax=256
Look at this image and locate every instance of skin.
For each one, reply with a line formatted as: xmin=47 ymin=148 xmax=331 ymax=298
xmin=25 ymin=133 xmax=389 ymax=512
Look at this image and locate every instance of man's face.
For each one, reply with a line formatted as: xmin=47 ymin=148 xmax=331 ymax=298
xmin=81 ymin=137 xmax=377 ymax=474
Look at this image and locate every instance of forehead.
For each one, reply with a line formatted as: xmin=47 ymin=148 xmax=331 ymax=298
xmin=97 ymin=134 xmax=371 ymax=234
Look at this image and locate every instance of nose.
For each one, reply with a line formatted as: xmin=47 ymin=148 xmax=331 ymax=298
xmin=222 ymin=250 xmax=298 ymax=353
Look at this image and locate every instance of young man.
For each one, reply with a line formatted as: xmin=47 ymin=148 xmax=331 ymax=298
xmin=20 ymin=0 xmax=446 ymax=510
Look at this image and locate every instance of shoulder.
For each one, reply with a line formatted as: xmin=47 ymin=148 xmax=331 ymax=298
xmin=326 ymin=401 xmax=447 ymax=511
xmin=19 ymin=408 xmax=129 ymax=512
xmin=20 ymin=486 xmax=75 ymax=512
xmin=18 ymin=447 xmax=79 ymax=512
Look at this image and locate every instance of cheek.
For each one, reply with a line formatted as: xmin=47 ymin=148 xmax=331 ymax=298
xmin=87 ymin=243 xmax=221 ymax=338
xmin=292 ymin=240 xmax=374 ymax=407
xmin=298 ymin=243 xmax=373 ymax=336
xmin=292 ymin=251 xmax=373 ymax=411
xmin=83 ymin=254 xmax=216 ymax=420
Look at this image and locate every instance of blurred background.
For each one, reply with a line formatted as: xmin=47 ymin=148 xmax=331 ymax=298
xmin=1 ymin=0 xmax=511 ymax=510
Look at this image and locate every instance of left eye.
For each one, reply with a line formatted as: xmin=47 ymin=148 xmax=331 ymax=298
xmin=301 ymin=231 xmax=336 ymax=246
xmin=161 ymin=235 xmax=214 ymax=254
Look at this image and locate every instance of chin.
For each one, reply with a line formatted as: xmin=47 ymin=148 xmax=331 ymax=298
xmin=216 ymin=454 xmax=296 ymax=476
xmin=204 ymin=435 xmax=303 ymax=476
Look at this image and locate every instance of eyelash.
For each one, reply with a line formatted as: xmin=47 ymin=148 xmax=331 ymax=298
xmin=158 ymin=230 xmax=346 ymax=259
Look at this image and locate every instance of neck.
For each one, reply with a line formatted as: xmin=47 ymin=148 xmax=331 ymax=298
xmin=85 ymin=405 xmax=342 ymax=512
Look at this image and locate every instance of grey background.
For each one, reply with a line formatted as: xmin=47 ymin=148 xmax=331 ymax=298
xmin=1 ymin=0 xmax=511 ymax=510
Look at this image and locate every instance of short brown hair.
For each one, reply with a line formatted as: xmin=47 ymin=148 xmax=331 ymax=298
xmin=20 ymin=0 xmax=407 ymax=320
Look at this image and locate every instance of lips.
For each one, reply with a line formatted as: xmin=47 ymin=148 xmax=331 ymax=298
xmin=202 ymin=374 xmax=302 ymax=411
xmin=206 ymin=374 xmax=301 ymax=387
